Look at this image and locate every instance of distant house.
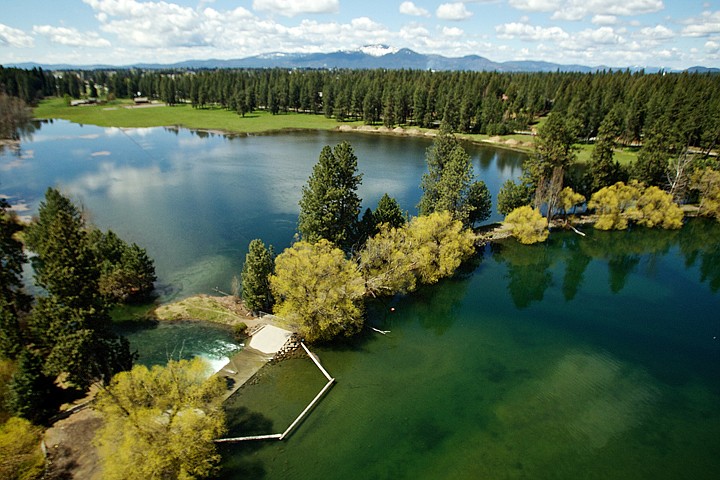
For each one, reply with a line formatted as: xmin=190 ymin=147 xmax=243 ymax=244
xmin=70 ymin=98 xmax=97 ymax=107
xmin=133 ymin=97 xmax=150 ymax=104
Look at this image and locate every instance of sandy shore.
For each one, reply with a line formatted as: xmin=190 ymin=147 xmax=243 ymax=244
xmin=334 ymin=124 xmax=534 ymax=153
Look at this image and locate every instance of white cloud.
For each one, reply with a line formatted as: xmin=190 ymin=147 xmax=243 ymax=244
xmin=442 ymin=26 xmax=464 ymax=37
xmin=400 ymin=1 xmax=430 ymax=17
xmin=252 ymin=0 xmax=340 ymax=17
xmin=496 ymin=22 xmax=569 ymax=41
xmin=84 ymin=0 xmax=210 ymax=48
xmin=681 ymin=10 xmax=720 ymax=37
xmin=0 ymin=23 xmax=34 ymax=48
xmin=510 ymin=0 xmax=664 ymax=20
xmin=639 ymin=24 xmax=674 ymax=40
xmin=437 ymin=3 xmax=474 ymax=21
xmin=508 ymin=0 xmax=561 ymax=12
xmin=592 ymin=15 xmax=618 ymax=25
xmin=571 ymin=26 xmax=624 ymax=45
xmin=705 ymin=40 xmax=720 ymax=52
xmin=33 ymin=25 xmax=111 ymax=48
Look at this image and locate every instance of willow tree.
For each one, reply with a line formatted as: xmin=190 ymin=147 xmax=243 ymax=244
xmin=270 ymin=240 xmax=366 ymax=342
xmin=504 ymin=206 xmax=549 ymax=245
xmin=588 ymin=181 xmax=682 ymax=230
xmin=587 ymin=181 xmax=642 ymax=230
xmin=359 ymin=211 xmax=476 ymax=297
xmin=691 ymin=167 xmax=720 ymax=220
xmin=95 ymin=358 xmax=226 ymax=480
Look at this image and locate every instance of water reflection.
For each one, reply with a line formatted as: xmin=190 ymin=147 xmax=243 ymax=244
xmin=492 ymin=241 xmax=553 ymax=309
xmin=679 ymin=219 xmax=720 ymax=292
xmin=1 ymin=120 xmax=526 ymax=299
xmin=560 ymin=235 xmax=592 ymax=300
xmin=495 ymin=220 xmax=720 ymax=308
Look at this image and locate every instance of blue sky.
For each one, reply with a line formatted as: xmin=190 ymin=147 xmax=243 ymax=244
xmin=0 ymin=0 xmax=718 ymax=68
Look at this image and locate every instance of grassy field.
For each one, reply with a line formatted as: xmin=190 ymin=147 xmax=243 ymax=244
xmin=33 ymin=97 xmax=364 ymax=133
xmin=33 ymin=97 xmax=638 ymax=163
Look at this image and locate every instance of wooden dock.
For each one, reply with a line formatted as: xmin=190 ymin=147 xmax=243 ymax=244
xmin=214 ymin=341 xmax=335 ymax=443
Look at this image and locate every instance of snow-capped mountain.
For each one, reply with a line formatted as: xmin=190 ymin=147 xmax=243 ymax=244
xmin=8 ymin=46 xmax=713 ymax=73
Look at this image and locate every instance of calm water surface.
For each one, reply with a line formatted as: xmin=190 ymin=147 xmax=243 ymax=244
xmin=223 ymin=224 xmax=720 ymax=480
xmin=2 ymin=120 xmax=718 ymax=479
xmin=2 ymin=120 xmax=521 ymax=300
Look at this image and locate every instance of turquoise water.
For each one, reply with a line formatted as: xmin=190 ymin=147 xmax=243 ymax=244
xmin=119 ymin=321 xmax=241 ymax=372
xmin=221 ymin=224 xmax=720 ymax=479
xmin=3 ymin=121 xmax=718 ymax=478
xmin=1 ymin=120 xmax=523 ymax=301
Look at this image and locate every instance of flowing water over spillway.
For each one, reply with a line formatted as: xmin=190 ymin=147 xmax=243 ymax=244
xmin=2 ymin=121 xmax=718 ymax=479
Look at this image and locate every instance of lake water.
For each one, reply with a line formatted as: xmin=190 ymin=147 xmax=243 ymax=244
xmin=2 ymin=120 xmax=522 ymax=300
xmin=2 ymin=120 xmax=718 ymax=479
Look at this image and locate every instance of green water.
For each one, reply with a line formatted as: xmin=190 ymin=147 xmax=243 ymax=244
xmin=4 ymin=121 xmax=719 ymax=478
xmin=119 ymin=320 xmax=241 ymax=372
xmin=222 ymin=223 xmax=720 ymax=479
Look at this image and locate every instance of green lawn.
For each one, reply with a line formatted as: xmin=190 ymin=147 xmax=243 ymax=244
xmin=33 ymin=98 xmax=638 ymax=164
xmin=575 ymin=143 xmax=638 ymax=165
xmin=33 ymin=98 xmax=364 ymax=133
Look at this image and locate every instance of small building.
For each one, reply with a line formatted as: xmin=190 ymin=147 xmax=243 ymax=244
xmin=133 ymin=97 xmax=150 ymax=104
xmin=70 ymin=98 xmax=97 ymax=107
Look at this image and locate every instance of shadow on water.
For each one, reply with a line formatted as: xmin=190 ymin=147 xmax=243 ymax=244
xmin=216 ymin=405 xmax=276 ymax=479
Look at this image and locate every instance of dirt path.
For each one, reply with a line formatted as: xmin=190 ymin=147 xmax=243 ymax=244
xmin=44 ymin=408 xmax=103 ymax=480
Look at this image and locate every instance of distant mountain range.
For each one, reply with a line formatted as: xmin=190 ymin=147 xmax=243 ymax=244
xmin=6 ymin=45 xmax=719 ymax=74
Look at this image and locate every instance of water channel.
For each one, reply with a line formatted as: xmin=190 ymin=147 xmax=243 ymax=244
xmin=2 ymin=120 xmax=718 ymax=479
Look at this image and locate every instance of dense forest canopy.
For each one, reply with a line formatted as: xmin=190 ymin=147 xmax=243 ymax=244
xmin=2 ymin=66 xmax=719 ymax=152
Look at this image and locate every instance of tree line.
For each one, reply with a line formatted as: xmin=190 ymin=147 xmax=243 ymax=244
xmin=4 ymin=65 xmax=719 ymax=152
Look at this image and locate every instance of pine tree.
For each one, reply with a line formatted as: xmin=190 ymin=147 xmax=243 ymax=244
xmin=298 ymin=142 xmax=363 ymax=251
xmin=0 ymin=199 xmax=30 ymax=358
xmin=497 ymin=180 xmax=532 ymax=216
xmin=418 ymin=127 xmax=491 ymax=227
xmin=373 ymin=193 xmax=405 ymax=229
xmin=24 ymin=189 xmax=134 ymax=389
xmin=7 ymin=348 xmax=58 ymax=423
xmin=240 ymin=239 xmax=274 ymax=313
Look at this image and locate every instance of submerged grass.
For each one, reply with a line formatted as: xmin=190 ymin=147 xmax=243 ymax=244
xmin=152 ymin=296 xmax=245 ymax=324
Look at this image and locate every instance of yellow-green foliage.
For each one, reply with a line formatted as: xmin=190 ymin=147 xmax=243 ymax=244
xmin=588 ymin=181 xmax=643 ymax=230
xmin=636 ymin=186 xmax=683 ymax=229
xmin=557 ymin=187 xmax=586 ymax=215
xmin=0 ymin=417 xmax=45 ymax=480
xmin=273 ymin=212 xmax=475 ymax=342
xmin=691 ymin=167 xmax=720 ymax=220
xmin=505 ymin=206 xmax=549 ymax=244
xmin=95 ymin=358 xmax=226 ymax=480
xmin=359 ymin=211 xmax=476 ymax=295
xmin=270 ymin=239 xmax=366 ymax=343
xmin=406 ymin=211 xmax=476 ymax=284
xmin=589 ymin=181 xmax=683 ymax=230
xmin=359 ymin=225 xmax=417 ymax=296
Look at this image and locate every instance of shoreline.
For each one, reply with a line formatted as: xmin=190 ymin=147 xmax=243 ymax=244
xmin=32 ymin=103 xmax=536 ymax=156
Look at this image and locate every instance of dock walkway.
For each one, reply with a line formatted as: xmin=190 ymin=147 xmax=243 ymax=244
xmin=215 ymin=340 xmax=336 ymax=443
xmin=215 ymin=323 xmax=294 ymax=401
